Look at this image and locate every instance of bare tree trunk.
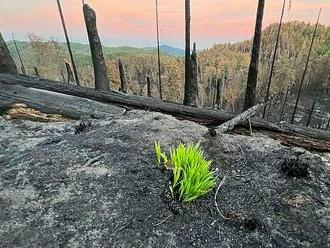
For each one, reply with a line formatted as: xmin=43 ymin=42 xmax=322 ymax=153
xmin=183 ymin=0 xmax=192 ymax=106
xmin=147 ymin=76 xmax=152 ymax=97
xmin=291 ymin=9 xmax=321 ymax=124
xmin=118 ymin=59 xmax=127 ymax=93
xmin=34 ymin=67 xmax=40 ymax=77
xmin=216 ymin=78 xmax=221 ymax=109
xmin=212 ymin=77 xmax=217 ymax=109
xmin=280 ymin=87 xmax=289 ymax=121
xmin=263 ymin=0 xmax=286 ymax=117
xmin=155 ymin=0 xmax=163 ymax=99
xmin=0 ymin=33 xmax=18 ymax=74
xmin=243 ymin=0 xmax=265 ymax=111
xmin=306 ymin=93 xmax=318 ymax=127
xmin=65 ymin=62 xmax=75 ymax=84
xmin=12 ymin=33 xmax=26 ymax=75
xmin=83 ymin=3 xmax=110 ymax=91
xmin=56 ymin=0 xmax=80 ymax=86
xmin=188 ymin=42 xmax=199 ymax=106
xmin=326 ymin=118 xmax=330 ymax=130
xmin=60 ymin=70 xmax=66 ymax=83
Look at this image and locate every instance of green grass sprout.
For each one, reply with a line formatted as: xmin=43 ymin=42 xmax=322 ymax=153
xmin=154 ymin=141 xmax=168 ymax=165
xmin=155 ymin=142 xmax=216 ymax=202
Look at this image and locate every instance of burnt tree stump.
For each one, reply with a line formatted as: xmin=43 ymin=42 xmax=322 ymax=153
xmin=83 ymin=4 xmax=110 ymax=91
xmin=34 ymin=67 xmax=40 ymax=77
xmin=0 ymin=33 xmax=18 ymax=74
xmin=189 ymin=42 xmax=199 ymax=106
xmin=65 ymin=62 xmax=75 ymax=84
xmin=118 ymin=59 xmax=127 ymax=93
xmin=147 ymin=76 xmax=152 ymax=97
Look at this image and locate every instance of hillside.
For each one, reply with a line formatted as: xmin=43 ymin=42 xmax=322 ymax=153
xmin=6 ymin=22 xmax=330 ymax=115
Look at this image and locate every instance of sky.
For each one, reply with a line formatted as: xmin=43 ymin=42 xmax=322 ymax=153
xmin=0 ymin=0 xmax=330 ymax=49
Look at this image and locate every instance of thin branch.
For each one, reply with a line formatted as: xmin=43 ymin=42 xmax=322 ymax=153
xmin=214 ymin=176 xmax=230 ymax=220
xmin=291 ymin=8 xmax=321 ymax=124
xmin=263 ymin=0 xmax=286 ymax=118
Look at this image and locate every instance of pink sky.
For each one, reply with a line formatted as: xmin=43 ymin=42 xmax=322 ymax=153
xmin=1 ymin=0 xmax=330 ymax=48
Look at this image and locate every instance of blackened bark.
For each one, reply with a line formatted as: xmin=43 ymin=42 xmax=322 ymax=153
xmin=83 ymin=4 xmax=110 ymax=91
xmin=306 ymin=93 xmax=318 ymax=127
xmin=243 ymin=0 xmax=265 ymax=111
xmin=147 ymin=76 xmax=152 ymax=97
xmin=118 ymin=59 xmax=127 ymax=93
xmin=34 ymin=67 xmax=40 ymax=77
xmin=216 ymin=78 xmax=221 ymax=109
xmin=65 ymin=62 xmax=75 ymax=84
xmin=0 ymin=33 xmax=18 ymax=74
xmin=188 ymin=42 xmax=199 ymax=106
xmin=183 ymin=0 xmax=192 ymax=106
xmin=212 ymin=77 xmax=217 ymax=109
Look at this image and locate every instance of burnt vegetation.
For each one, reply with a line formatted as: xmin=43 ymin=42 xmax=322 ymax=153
xmin=0 ymin=1 xmax=330 ymax=247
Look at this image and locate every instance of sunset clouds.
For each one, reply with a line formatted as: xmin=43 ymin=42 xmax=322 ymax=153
xmin=1 ymin=0 xmax=330 ymax=48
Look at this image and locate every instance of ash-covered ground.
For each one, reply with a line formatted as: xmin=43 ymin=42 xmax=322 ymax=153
xmin=0 ymin=110 xmax=329 ymax=247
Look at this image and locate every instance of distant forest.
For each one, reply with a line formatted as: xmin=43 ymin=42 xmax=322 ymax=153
xmin=7 ymin=21 xmax=330 ymax=113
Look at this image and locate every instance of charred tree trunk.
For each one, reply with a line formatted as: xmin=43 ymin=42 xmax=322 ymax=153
xmin=263 ymin=0 xmax=286 ymax=117
xmin=213 ymin=77 xmax=218 ymax=109
xmin=291 ymin=9 xmax=321 ymax=124
xmin=0 ymin=33 xmax=18 ymax=74
xmin=216 ymin=78 xmax=222 ymax=109
xmin=243 ymin=0 xmax=265 ymax=111
xmin=34 ymin=67 xmax=40 ymax=77
xmin=147 ymin=76 xmax=152 ymax=97
xmin=83 ymin=4 xmax=110 ymax=91
xmin=183 ymin=0 xmax=192 ymax=106
xmin=306 ymin=93 xmax=318 ymax=127
xmin=155 ymin=0 xmax=162 ymax=99
xmin=65 ymin=62 xmax=75 ymax=84
xmin=118 ymin=59 xmax=127 ymax=93
xmin=12 ymin=33 xmax=26 ymax=75
xmin=56 ymin=0 xmax=80 ymax=86
xmin=188 ymin=42 xmax=199 ymax=106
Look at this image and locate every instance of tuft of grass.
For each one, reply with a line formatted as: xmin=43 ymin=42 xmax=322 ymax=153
xmin=154 ymin=142 xmax=216 ymax=202
xmin=154 ymin=141 xmax=168 ymax=165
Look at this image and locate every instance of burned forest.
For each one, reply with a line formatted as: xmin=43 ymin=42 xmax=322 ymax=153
xmin=0 ymin=0 xmax=329 ymax=247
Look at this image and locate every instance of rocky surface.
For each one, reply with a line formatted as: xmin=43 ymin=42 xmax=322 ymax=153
xmin=0 ymin=110 xmax=329 ymax=247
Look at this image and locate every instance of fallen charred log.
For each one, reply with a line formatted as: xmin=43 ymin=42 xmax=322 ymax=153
xmin=0 ymin=73 xmax=329 ymax=144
